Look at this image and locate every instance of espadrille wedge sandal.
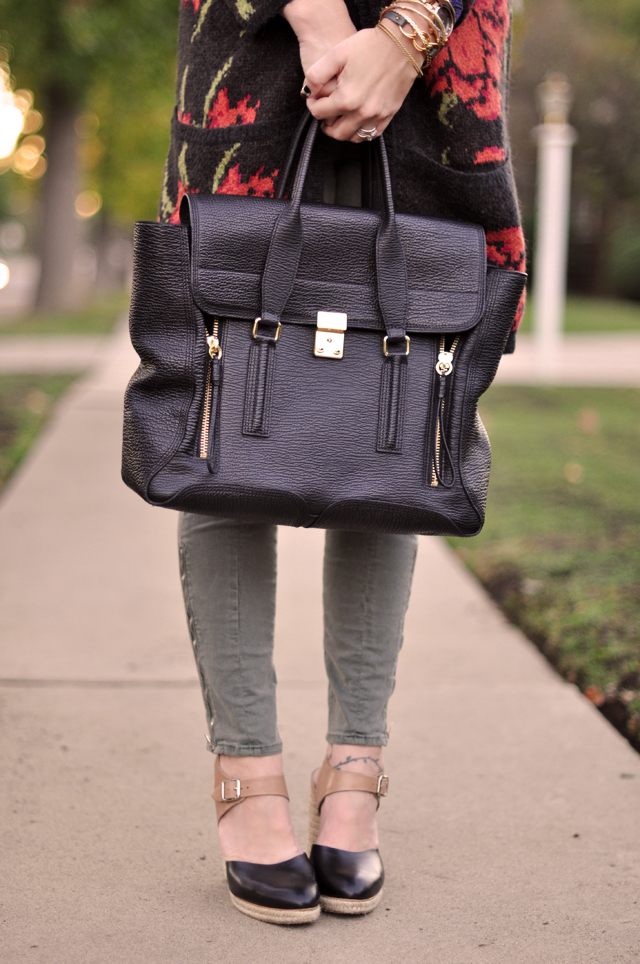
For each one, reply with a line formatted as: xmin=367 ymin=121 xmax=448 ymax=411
xmin=307 ymin=757 xmax=389 ymax=915
xmin=213 ymin=756 xmax=320 ymax=924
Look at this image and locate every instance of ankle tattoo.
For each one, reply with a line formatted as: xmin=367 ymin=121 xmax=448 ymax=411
xmin=327 ymin=748 xmax=383 ymax=773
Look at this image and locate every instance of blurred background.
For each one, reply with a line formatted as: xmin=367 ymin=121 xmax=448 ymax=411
xmin=0 ymin=0 xmax=638 ymax=751
xmin=0 ymin=0 xmax=177 ymax=318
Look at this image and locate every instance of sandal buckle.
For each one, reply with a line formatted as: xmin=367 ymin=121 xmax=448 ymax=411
xmin=221 ymin=778 xmax=242 ymax=802
xmin=376 ymin=774 xmax=389 ymax=797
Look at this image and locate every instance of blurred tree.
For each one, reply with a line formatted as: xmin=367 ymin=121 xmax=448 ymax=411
xmin=0 ymin=0 xmax=177 ymax=310
xmin=510 ymin=0 xmax=640 ymax=298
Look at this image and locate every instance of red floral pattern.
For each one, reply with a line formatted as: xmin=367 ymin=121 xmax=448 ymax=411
xmin=207 ymin=89 xmax=261 ymax=129
xmin=486 ymin=226 xmax=525 ymax=272
xmin=183 ymin=0 xmax=201 ymax=12
xmin=217 ymin=164 xmax=279 ymax=197
xmin=486 ymin=227 xmax=526 ymax=329
xmin=429 ymin=0 xmax=508 ymax=124
xmin=474 ymin=146 xmax=505 ymax=164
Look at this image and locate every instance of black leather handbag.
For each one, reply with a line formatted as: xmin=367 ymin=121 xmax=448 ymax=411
xmin=122 ymin=115 xmax=525 ymax=536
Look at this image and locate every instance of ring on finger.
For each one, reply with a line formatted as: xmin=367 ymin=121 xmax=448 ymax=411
xmin=356 ymin=126 xmax=378 ymax=141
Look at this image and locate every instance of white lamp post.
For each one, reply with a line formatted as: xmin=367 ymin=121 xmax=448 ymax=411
xmin=533 ymin=74 xmax=577 ymax=380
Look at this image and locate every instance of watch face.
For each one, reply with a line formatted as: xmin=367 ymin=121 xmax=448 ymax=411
xmin=437 ymin=5 xmax=454 ymax=35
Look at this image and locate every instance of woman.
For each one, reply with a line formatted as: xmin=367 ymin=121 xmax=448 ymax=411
xmin=161 ymin=0 xmax=524 ymax=925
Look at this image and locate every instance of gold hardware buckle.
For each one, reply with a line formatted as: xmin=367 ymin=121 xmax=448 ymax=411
xmin=383 ymin=335 xmax=410 ymax=357
xmin=314 ymin=311 xmax=347 ymax=359
xmin=376 ymin=774 xmax=390 ymax=797
xmin=220 ymin=778 xmax=242 ymax=802
xmin=252 ymin=317 xmax=282 ymax=342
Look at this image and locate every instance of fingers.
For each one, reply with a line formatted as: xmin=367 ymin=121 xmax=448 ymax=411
xmin=304 ymin=46 xmax=346 ymax=96
xmin=322 ymin=113 xmax=390 ymax=143
xmin=308 ymin=84 xmax=362 ymax=120
xmin=312 ymin=91 xmax=390 ymax=141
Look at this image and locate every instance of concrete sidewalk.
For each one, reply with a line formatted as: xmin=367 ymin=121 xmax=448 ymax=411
xmin=0 ymin=334 xmax=107 ymax=372
xmin=1 ymin=324 xmax=639 ymax=964
xmin=494 ymin=332 xmax=640 ymax=386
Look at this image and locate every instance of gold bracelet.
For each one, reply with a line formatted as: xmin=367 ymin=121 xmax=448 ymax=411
xmin=386 ymin=0 xmax=453 ymax=47
xmin=390 ymin=8 xmax=432 ymax=53
xmin=376 ymin=21 xmax=424 ymax=78
xmin=404 ymin=0 xmax=455 ymax=42
xmin=389 ymin=2 xmax=447 ymax=48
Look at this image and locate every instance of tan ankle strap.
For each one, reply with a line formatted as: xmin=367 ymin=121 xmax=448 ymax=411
xmin=212 ymin=755 xmax=289 ymax=822
xmin=314 ymin=757 xmax=389 ymax=811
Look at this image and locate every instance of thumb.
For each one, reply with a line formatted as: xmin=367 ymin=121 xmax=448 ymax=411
xmin=304 ymin=46 xmax=346 ymax=96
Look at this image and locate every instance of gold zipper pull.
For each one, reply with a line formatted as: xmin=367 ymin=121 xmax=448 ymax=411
xmin=435 ymin=351 xmax=454 ymax=376
xmin=207 ymin=335 xmax=222 ymax=359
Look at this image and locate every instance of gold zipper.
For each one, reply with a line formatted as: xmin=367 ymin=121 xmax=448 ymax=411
xmin=430 ymin=334 xmax=460 ymax=487
xmin=199 ymin=318 xmax=221 ymax=459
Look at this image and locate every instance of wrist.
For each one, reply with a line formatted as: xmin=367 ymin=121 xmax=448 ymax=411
xmin=381 ymin=17 xmax=428 ymax=68
xmin=378 ymin=2 xmax=456 ymax=70
xmin=282 ymin=0 xmax=354 ymax=44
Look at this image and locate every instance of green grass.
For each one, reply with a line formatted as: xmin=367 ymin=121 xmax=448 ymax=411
xmin=0 ymin=374 xmax=77 ymax=492
xmin=449 ymin=386 xmax=640 ymax=751
xmin=518 ymin=295 xmax=640 ymax=334
xmin=0 ymin=291 xmax=129 ymax=336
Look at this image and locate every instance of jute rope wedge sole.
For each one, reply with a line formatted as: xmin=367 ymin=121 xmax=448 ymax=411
xmin=229 ymin=893 xmax=320 ymax=924
xmin=308 ymin=758 xmax=389 ymax=916
xmin=213 ymin=756 xmax=320 ymax=925
xmin=319 ymin=891 xmax=383 ymax=915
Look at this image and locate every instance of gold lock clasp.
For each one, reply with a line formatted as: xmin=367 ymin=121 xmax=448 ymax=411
xmin=314 ymin=311 xmax=347 ymax=359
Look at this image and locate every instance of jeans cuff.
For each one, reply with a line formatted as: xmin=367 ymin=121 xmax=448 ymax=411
xmin=209 ymin=740 xmax=283 ymax=757
xmin=326 ymin=731 xmax=389 ymax=747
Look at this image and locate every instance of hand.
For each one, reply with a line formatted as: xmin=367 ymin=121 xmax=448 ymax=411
xmin=305 ymin=26 xmax=423 ymax=143
xmin=281 ymin=0 xmax=356 ymax=76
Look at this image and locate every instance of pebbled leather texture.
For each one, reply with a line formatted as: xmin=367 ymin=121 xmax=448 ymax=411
xmin=226 ymin=854 xmax=320 ymax=910
xmin=184 ymin=197 xmax=487 ymax=335
xmin=310 ymin=845 xmax=384 ymax=902
xmin=122 ymin=121 xmax=527 ymax=537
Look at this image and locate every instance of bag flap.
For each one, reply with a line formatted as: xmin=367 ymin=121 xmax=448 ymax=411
xmin=184 ymin=194 xmax=487 ymax=334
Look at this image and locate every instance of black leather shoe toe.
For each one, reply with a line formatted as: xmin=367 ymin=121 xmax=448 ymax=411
xmin=310 ymin=844 xmax=384 ymax=915
xmin=226 ymin=853 xmax=320 ymax=924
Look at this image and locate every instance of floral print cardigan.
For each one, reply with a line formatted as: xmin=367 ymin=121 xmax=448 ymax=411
xmin=160 ymin=0 xmax=526 ymax=346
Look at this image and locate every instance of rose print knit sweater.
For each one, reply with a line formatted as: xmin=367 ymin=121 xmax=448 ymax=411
xmin=160 ymin=0 xmax=526 ymax=349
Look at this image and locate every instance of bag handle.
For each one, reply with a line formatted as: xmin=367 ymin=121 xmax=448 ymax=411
xmin=260 ymin=113 xmax=408 ymax=347
xmin=274 ymin=109 xmax=314 ymax=202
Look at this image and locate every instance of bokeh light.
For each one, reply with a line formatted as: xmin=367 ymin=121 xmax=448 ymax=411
xmin=0 ymin=67 xmax=26 ymax=159
xmin=22 ymin=109 xmax=43 ymax=134
xmin=12 ymin=134 xmax=45 ymax=174
xmin=75 ymin=190 xmax=102 ymax=218
xmin=75 ymin=112 xmax=100 ymax=139
xmin=0 ymin=261 xmax=10 ymax=290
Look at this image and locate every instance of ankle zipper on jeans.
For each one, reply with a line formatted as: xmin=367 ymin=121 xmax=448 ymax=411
xmin=199 ymin=317 xmax=222 ymax=462
xmin=430 ymin=334 xmax=460 ymax=487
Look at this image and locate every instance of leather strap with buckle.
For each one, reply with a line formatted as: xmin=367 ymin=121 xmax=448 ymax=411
xmin=314 ymin=758 xmax=390 ymax=812
xmin=212 ymin=755 xmax=289 ymax=822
